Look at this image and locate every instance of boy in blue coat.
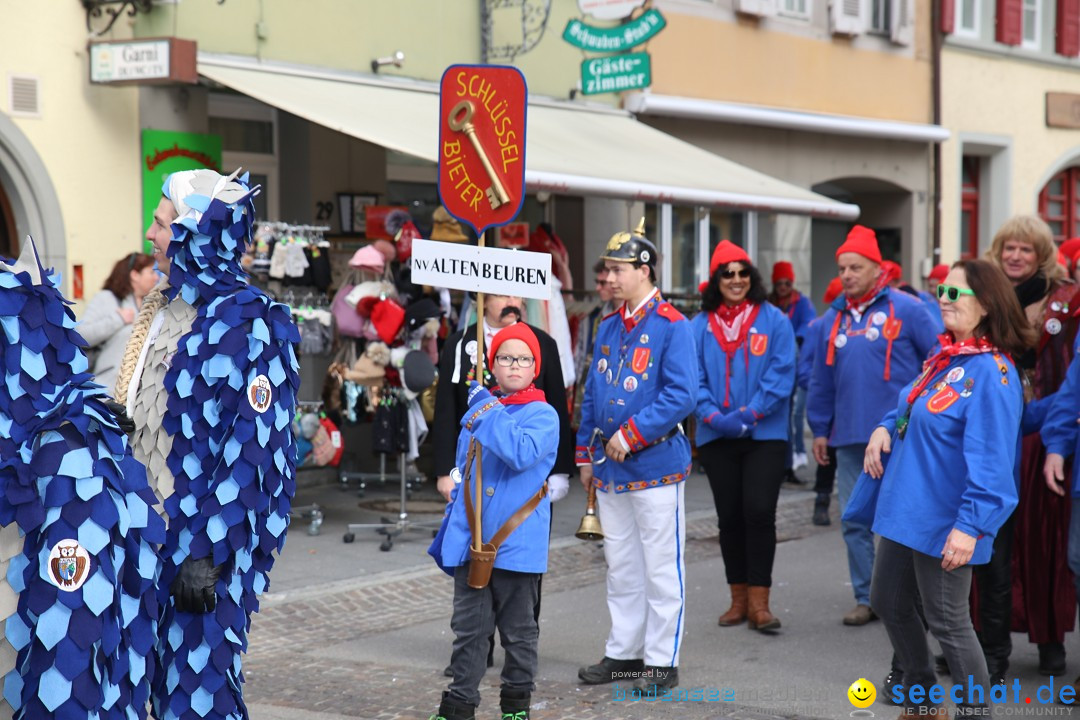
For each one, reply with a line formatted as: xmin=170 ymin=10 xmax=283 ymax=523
xmin=807 ymin=226 xmax=938 ymax=626
xmin=428 ymin=323 xmax=559 ymax=720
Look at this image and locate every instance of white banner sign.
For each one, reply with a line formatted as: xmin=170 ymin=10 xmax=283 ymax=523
xmin=90 ymin=41 xmax=170 ymax=83
xmin=411 ymin=239 xmax=552 ymax=300
xmin=577 ymin=0 xmax=646 ymax=20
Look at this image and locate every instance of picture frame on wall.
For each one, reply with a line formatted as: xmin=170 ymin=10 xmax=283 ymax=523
xmin=352 ymin=194 xmax=378 ymax=236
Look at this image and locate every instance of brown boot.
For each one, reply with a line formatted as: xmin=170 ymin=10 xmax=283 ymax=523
xmin=747 ymin=586 xmax=781 ymax=631
xmin=717 ymin=583 xmax=748 ymax=626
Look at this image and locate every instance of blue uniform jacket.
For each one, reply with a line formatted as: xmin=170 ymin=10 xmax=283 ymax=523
xmin=919 ymin=290 xmax=944 ymax=329
xmin=430 ymin=392 xmax=559 ymax=574
xmin=691 ymin=303 xmax=796 ymax=444
xmin=873 ymin=352 xmax=1022 ymax=564
xmin=807 ymin=287 xmax=938 ymax=447
xmin=776 ymin=293 xmax=817 ymax=343
xmin=796 ymin=317 xmax=825 ymax=391
xmin=575 ymin=293 xmax=697 ymax=493
xmin=1041 ymin=336 xmax=1080 ymax=496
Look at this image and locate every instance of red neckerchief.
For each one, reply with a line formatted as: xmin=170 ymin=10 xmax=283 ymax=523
xmin=621 ymin=290 xmax=658 ymax=332
xmin=907 ymin=334 xmax=1001 ymax=404
xmin=497 ymin=384 xmax=546 ymax=405
xmin=845 ymin=271 xmax=892 ymax=318
xmin=707 ymin=301 xmax=762 ymax=408
xmin=825 ymin=272 xmax=897 ymax=380
xmin=772 ymin=290 xmax=801 ymax=318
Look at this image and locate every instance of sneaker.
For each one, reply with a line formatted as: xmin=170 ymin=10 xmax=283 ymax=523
xmin=882 ymin=669 xmax=904 ymax=705
xmin=793 ymin=452 xmax=808 ymax=470
xmin=578 ymin=656 xmax=644 ymax=685
xmin=842 ymin=604 xmax=877 ymax=626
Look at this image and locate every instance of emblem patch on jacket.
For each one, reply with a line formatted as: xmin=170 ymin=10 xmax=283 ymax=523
xmin=48 ymin=541 xmax=90 ymax=592
xmin=926 ymin=385 xmax=960 ymax=414
xmin=750 ymin=334 xmax=768 ymax=356
xmin=631 ymin=347 xmax=650 ymax=374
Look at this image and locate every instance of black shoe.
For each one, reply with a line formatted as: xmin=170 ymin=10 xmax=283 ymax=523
xmin=1039 ymin=642 xmax=1066 ymax=676
xmin=632 ymin=666 xmax=679 ymax=695
xmin=882 ymin=669 xmax=904 ymax=705
xmin=578 ymin=656 xmax=644 ymax=685
xmin=430 ymin=691 xmax=476 ymax=720
xmin=990 ymin=673 xmax=1006 ymax=687
xmin=935 ymin=653 xmax=950 ymax=675
xmin=812 ymin=493 xmax=831 ymax=526
xmin=499 ymin=688 xmax=530 ymax=720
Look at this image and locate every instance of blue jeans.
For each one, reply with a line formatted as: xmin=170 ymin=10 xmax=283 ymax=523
xmin=836 ymin=444 xmax=874 ymax=606
xmin=790 ymin=387 xmax=807 ymax=455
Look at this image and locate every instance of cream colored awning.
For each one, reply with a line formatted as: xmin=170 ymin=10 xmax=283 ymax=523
xmin=198 ymin=55 xmax=858 ymax=219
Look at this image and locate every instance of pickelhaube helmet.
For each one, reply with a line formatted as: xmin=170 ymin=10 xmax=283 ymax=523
xmin=601 ymin=217 xmax=657 ymax=266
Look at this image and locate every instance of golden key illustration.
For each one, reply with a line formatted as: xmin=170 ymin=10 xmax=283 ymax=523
xmin=448 ymin=100 xmax=512 ymax=210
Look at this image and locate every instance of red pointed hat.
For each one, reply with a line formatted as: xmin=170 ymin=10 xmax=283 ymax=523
xmin=488 ymin=322 xmax=542 ymax=375
xmin=772 ymin=261 xmax=795 ymax=283
xmin=709 ymin=240 xmax=752 ymax=275
xmin=927 ymin=264 xmax=949 ymax=282
xmin=881 ymin=260 xmax=902 ymax=283
xmin=835 ymin=225 xmax=882 ymax=265
xmin=823 ymin=277 xmax=844 ymax=304
xmin=1060 ymin=238 xmax=1080 ymax=267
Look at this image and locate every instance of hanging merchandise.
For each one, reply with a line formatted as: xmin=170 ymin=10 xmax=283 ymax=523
xmin=319 ymin=414 xmax=344 ymax=467
xmin=250 ymin=223 xmax=332 ymax=291
xmin=372 ymin=390 xmax=409 ymax=454
xmin=370 ymin=297 xmax=406 ymax=344
xmin=430 ymin=205 xmax=469 ymax=243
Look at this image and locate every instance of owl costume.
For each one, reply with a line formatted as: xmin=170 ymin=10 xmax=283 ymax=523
xmin=0 ymin=239 xmax=165 ymax=718
xmin=115 ymin=170 xmax=300 ymax=720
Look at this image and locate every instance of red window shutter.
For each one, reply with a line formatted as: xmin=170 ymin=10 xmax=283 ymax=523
xmin=1058 ymin=0 xmax=1080 ymax=56
xmin=997 ymin=0 xmax=1023 ymax=45
xmin=941 ymin=0 xmax=956 ymax=34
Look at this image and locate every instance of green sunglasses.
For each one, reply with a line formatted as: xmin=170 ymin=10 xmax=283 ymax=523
xmin=937 ymin=284 xmax=976 ymax=302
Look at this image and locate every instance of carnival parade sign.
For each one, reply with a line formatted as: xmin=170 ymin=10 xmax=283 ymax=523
xmin=438 ymin=65 xmax=528 ymax=237
xmin=411 ymin=239 xmax=552 ymax=300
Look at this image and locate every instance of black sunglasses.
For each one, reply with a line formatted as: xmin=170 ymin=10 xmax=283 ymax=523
xmin=721 ymin=269 xmax=751 ymax=280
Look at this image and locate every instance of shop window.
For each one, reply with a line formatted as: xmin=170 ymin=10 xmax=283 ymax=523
xmin=1021 ymin=0 xmax=1040 ymax=47
xmin=208 ymin=94 xmax=279 ymax=222
xmin=1037 ymin=166 xmax=1080 ymax=243
xmin=960 ymin=156 xmax=980 ymax=259
xmin=868 ymin=0 xmax=892 ymax=34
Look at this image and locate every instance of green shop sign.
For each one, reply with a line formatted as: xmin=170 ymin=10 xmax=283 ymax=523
xmin=141 ymin=129 xmax=222 ymax=254
xmin=581 ymin=52 xmax=651 ymax=96
xmin=563 ymin=8 xmax=666 ymax=52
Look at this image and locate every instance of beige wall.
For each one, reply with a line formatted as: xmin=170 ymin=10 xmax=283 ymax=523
xmin=1 ymin=9 xmax=143 ymax=304
xmin=648 ymin=0 xmax=933 ymax=123
xmin=940 ymin=47 xmax=1080 ymax=262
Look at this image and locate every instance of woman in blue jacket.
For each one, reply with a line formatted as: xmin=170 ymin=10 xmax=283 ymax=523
xmin=692 ymin=241 xmax=796 ymax=633
xmin=863 ymin=259 xmax=1033 ymax=715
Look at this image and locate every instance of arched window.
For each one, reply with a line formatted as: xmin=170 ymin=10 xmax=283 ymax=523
xmin=1038 ymin=167 xmax=1080 ymax=243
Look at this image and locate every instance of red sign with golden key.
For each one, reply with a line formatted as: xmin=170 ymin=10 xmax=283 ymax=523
xmin=438 ymin=64 xmax=527 ymax=237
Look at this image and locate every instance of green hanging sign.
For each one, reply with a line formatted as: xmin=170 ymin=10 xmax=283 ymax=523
xmin=581 ymin=52 xmax=652 ymax=96
xmin=563 ymin=8 xmax=666 ymax=52
xmin=141 ymin=129 xmax=222 ymax=254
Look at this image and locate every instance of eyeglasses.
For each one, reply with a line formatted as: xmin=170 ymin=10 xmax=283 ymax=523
xmin=721 ymin=269 xmax=751 ymax=280
xmin=936 ymin=284 xmax=976 ymax=302
xmin=494 ymin=354 xmax=535 ymax=368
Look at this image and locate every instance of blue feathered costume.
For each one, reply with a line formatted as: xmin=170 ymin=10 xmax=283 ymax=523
xmin=116 ymin=170 xmax=300 ymax=720
xmin=0 ymin=239 xmax=165 ymax=718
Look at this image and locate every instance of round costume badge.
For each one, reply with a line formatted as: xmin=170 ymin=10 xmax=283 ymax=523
xmin=640 ymin=250 xmax=650 ymax=263
xmin=1052 ymin=301 xmax=1063 ymax=312
xmin=640 ymin=334 xmax=649 ymax=344
xmin=1047 ymin=318 xmax=1063 ymax=335
xmin=865 ymin=327 xmax=880 ymax=342
xmin=465 ymin=340 xmax=478 ymax=364
xmin=834 ymin=334 xmax=848 ymax=349
xmin=247 ymin=374 xmax=273 ymax=413
xmin=47 ymin=541 xmax=91 ymax=592
xmin=605 ymin=369 xmax=613 ymax=384
xmin=946 ymin=367 xmax=965 ymax=384
xmin=623 ymin=376 xmax=638 ymax=392
xmin=872 ymin=312 xmax=887 ymax=326
xmin=597 ymin=358 xmax=608 ymax=374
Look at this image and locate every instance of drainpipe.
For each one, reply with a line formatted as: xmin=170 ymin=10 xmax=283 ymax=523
xmin=931 ymin=0 xmax=943 ymax=263
xmin=480 ymin=0 xmax=490 ymax=64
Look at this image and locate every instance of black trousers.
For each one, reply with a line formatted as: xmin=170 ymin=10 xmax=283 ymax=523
xmin=972 ymin=512 xmax=1015 ymax=676
xmin=814 ymin=446 xmax=837 ymax=495
xmin=699 ymin=438 xmax=786 ymax=587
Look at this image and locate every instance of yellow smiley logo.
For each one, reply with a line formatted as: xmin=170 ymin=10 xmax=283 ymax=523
xmin=847 ymin=678 xmax=876 ymax=708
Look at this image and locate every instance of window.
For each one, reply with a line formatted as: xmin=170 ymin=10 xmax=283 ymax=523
xmin=1038 ymin=167 xmax=1080 ymax=243
xmin=1022 ymin=0 xmax=1040 ymax=48
xmin=955 ymin=0 xmax=979 ymax=36
xmin=781 ymin=0 xmax=809 ymax=16
xmin=960 ymin=156 xmax=980 ymax=259
xmin=869 ymin=0 xmax=892 ymax=34
xmin=208 ymin=94 xmax=279 ymax=222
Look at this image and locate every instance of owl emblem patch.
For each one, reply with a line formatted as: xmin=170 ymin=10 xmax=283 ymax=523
xmin=248 ymin=374 xmax=273 ymax=413
xmin=48 ymin=541 xmax=90 ymax=592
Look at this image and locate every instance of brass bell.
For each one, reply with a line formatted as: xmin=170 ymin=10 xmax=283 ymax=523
xmin=575 ymin=508 xmax=603 ymax=541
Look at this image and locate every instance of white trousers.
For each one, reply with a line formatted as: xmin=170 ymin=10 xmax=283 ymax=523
xmin=595 ymin=482 xmax=686 ymax=668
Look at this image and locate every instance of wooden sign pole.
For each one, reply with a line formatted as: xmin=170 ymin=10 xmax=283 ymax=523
xmin=472 ymin=228 xmax=487 ymax=552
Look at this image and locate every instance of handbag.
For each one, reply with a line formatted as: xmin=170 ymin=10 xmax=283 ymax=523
xmin=841 ymin=433 xmax=894 ymax=527
xmin=331 ymin=283 xmax=365 ymax=338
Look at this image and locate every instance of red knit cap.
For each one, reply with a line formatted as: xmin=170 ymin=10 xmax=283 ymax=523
xmin=927 ymin=264 xmax=949 ymax=282
xmin=488 ymin=323 xmax=542 ymax=376
xmin=835 ymin=225 xmax=882 ymax=264
xmin=881 ymin=260 xmax=902 ymax=283
xmin=1060 ymin=238 xmax=1080 ymax=269
xmin=772 ymin=261 xmax=795 ymax=283
xmin=823 ymin=277 xmax=844 ymax=304
xmin=709 ymin=240 xmax=752 ymax=275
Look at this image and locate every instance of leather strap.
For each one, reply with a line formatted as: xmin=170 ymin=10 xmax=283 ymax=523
xmin=463 ymin=438 xmax=547 ymax=552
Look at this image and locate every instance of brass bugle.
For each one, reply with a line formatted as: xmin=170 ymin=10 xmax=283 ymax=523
xmin=575 ymin=481 xmax=603 ymax=541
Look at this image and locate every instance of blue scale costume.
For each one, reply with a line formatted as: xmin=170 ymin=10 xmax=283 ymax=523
xmin=120 ymin=170 xmax=300 ymax=720
xmin=0 ymin=239 xmax=165 ymax=719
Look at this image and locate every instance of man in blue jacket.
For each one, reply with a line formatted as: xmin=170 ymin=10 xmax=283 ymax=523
xmin=575 ymin=219 xmax=697 ymax=694
xmin=808 ymin=225 xmax=938 ymax=626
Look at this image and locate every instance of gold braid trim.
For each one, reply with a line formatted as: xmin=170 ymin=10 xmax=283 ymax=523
xmin=113 ymin=279 xmax=170 ymax=401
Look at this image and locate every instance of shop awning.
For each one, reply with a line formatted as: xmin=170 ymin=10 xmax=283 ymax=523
xmin=198 ymin=55 xmax=859 ymax=219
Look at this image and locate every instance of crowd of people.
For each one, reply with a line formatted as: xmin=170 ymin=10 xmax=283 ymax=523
xmin=425 ymin=213 xmax=1080 ymax=720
